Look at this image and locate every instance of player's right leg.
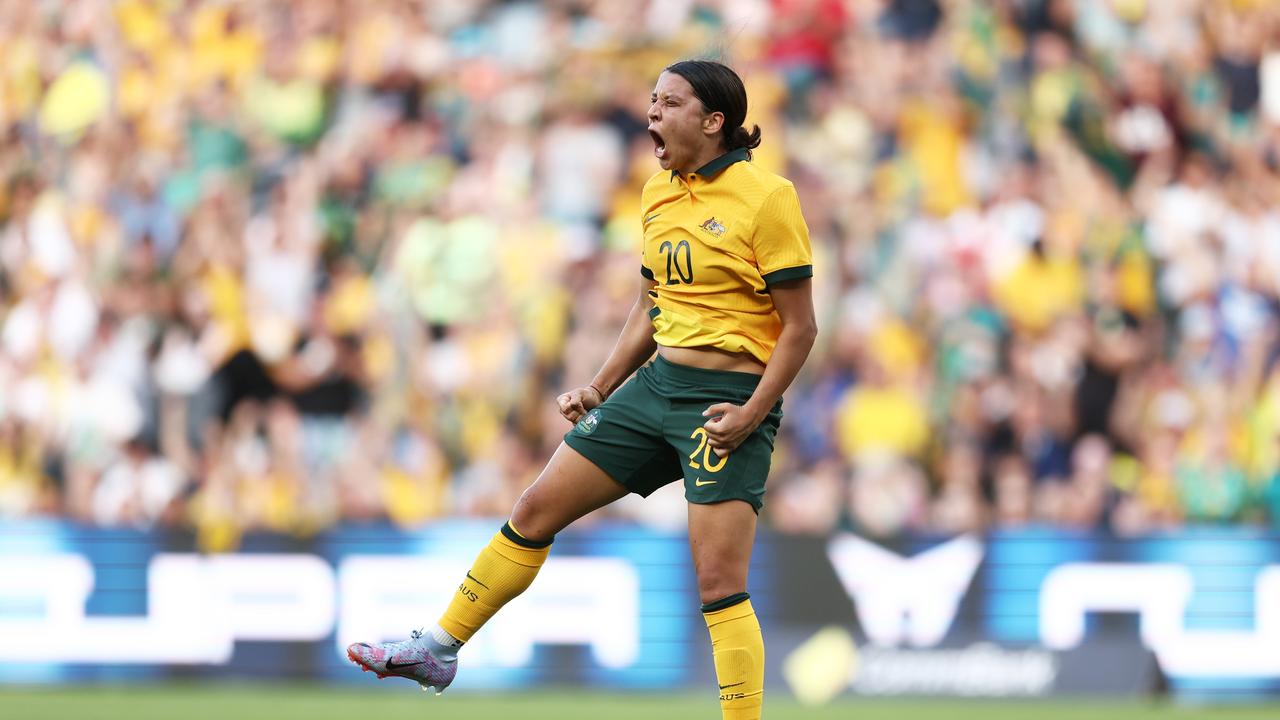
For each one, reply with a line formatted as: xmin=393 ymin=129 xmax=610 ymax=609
xmin=348 ymin=363 xmax=681 ymax=691
xmin=431 ymin=442 xmax=630 ymax=643
xmin=508 ymin=441 xmax=632 ymax=540
xmin=345 ymin=443 xmax=629 ymax=692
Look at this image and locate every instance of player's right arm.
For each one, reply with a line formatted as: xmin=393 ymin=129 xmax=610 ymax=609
xmin=557 ymin=275 xmax=659 ymax=423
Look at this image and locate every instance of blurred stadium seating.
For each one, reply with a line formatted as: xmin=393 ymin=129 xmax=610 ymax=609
xmin=0 ymin=0 xmax=1276 ymax=538
xmin=5 ymin=0 xmax=1280 ymax=542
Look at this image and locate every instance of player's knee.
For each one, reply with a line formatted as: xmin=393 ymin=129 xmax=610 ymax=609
xmin=508 ymin=491 xmax=557 ymax=544
xmin=695 ymin=569 xmax=745 ymax=605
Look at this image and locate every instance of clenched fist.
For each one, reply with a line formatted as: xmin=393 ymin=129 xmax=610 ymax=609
xmin=557 ymin=385 xmax=604 ymax=424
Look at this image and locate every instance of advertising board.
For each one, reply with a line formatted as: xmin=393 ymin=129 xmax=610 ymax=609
xmin=2 ymin=521 xmax=1276 ymax=700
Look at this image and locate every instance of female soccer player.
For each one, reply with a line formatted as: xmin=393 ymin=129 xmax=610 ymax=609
xmin=348 ymin=60 xmax=816 ymax=720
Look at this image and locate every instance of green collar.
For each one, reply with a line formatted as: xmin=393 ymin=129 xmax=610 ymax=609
xmin=671 ymin=147 xmax=750 ymax=181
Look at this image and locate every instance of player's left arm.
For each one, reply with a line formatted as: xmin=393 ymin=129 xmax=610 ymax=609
xmin=703 ymin=277 xmax=816 ymax=457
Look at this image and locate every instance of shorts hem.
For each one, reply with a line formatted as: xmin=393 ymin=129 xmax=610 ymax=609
xmin=686 ymin=494 xmax=763 ymax=514
xmin=562 ymin=435 xmax=650 ymax=496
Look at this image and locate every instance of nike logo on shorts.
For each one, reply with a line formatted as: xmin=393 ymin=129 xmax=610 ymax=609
xmin=695 ymin=479 xmax=717 ymax=487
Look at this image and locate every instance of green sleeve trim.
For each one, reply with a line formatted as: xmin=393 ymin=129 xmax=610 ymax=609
xmin=648 ymin=306 xmax=661 ymax=320
xmin=701 ymin=592 xmax=750 ymax=613
xmin=641 ymin=266 xmax=655 ymax=280
xmin=501 ymin=521 xmax=553 ymax=549
xmin=762 ymin=265 xmax=813 ymax=286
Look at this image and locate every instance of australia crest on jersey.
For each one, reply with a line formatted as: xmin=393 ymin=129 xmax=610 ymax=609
xmin=699 ymin=216 xmax=726 ymax=238
xmin=577 ymin=408 xmax=602 ymax=435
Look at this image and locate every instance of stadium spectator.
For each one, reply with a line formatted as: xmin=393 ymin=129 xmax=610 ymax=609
xmin=3 ymin=0 xmax=1280 ymax=545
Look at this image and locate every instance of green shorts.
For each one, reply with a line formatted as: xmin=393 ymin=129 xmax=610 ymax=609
xmin=563 ymin=355 xmax=783 ymax=512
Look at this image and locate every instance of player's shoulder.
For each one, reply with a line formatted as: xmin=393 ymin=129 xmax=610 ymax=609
xmin=725 ymin=160 xmax=797 ymax=212
xmin=642 ymin=170 xmax=678 ymax=200
xmin=640 ymin=170 xmax=682 ymax=212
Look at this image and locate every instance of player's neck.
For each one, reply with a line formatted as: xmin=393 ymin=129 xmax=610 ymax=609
xmin=677 ymin=144 xmax=729 ymax=177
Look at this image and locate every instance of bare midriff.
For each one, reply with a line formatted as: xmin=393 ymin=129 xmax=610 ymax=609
xmin=657 ymin=344 xmax=765 ymax=375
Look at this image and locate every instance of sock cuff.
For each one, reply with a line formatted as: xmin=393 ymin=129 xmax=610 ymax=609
xmin=702 ymin=592 xmax=751 ymax=615
xmin=492 ymin=523 xmax=553 ymax=567
xmin=501 ymin=520 xmax=553 ymax=549
xmin=430 ymin=625 xmax=464 ymax=649
xmin=703 ymin=597 xmax=756 ymax=628
xmin=437 ymin=616 xmax=473 ymax=643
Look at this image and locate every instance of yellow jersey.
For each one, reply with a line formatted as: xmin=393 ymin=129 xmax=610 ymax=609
xmin=640 ymin=148 xmax=812 ymax=364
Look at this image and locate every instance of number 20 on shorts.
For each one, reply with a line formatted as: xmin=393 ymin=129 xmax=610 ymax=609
xmin=688 ymin=427 xmax=728 ymax=472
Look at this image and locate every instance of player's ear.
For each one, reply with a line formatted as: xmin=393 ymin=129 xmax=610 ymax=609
xmin=702 ymin=111 xmax=724 ymax=137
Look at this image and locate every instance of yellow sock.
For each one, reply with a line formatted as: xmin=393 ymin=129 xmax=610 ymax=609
xmin=437 ymin=521 xmax=551 ymax=642
xmin=703 ymin=594 xmax=764 ymax=720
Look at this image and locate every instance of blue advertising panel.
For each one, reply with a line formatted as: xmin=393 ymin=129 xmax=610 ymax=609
xmin=981 ymin=528 xmax=1280 ymax=699
xmin=0 ymin=520 xmax=712 ymax=690
xmin=3 ymin=520 xmax=1279 ymax=702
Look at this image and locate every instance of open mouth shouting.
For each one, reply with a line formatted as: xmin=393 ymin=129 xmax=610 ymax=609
xmin=649 ymin=127 xmax=667 ymax=160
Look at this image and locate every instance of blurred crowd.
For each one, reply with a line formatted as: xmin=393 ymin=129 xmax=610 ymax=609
xmin=3 ymin=0 xmax=1280 ymax=547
